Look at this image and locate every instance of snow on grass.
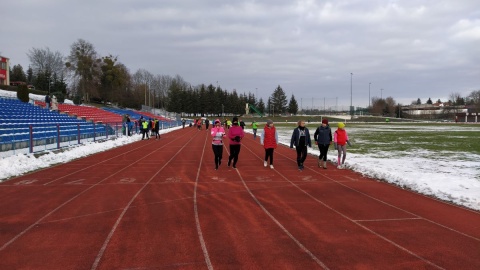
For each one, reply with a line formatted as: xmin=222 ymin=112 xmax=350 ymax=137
xmin=248 ymin=125 xmax=480 ymax=211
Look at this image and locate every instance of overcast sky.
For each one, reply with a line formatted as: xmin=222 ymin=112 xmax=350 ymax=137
xmin=3 ymin=0 xmax=480 ymax=109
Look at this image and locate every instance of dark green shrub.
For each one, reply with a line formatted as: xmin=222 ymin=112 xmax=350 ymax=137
xmin=17 ymin=85 xmax=29 ymax=102
xmin=51 ymin=92 xmax=65 ymax=103
xmin=73 ymin=95 xmax=82 ymax=105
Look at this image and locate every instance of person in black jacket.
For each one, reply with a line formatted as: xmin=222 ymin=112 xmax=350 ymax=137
xmin=290 ymin=120 xmax=312 ymax=170
xmin=313 ymin=118 xmax=332 ymax=169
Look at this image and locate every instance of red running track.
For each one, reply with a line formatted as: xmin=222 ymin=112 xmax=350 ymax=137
xmin=0 ymin=126 xmax=479 ymax=269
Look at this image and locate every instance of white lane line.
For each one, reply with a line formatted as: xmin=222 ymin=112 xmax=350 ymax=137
xmin=242 ymin=144 xmax=445 ymax=269
xmin=43 ymin=140 xmax=157 ymax=185
xmin=277 ymin=150 xmax=480 ymax=242
xmin=236 ymin=167 xmax=330 ymax=269
xmin=354 ymin=218 xmax=422 ymax=222
xmin=263 ymin=150 xmax=445 ymax=269
xmin=193 ymin=133 xmax=214 ymax=270
xmin=224 ymin=145 xmax=330 ymax=269
xmin=91 ymin=132 xmax=197 ymax=270
xmin=0 ymin=131 xmax=190 ymax=252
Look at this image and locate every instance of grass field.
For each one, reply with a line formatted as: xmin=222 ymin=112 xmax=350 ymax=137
xmin=265 ymin=122 xmax=480 ymax=210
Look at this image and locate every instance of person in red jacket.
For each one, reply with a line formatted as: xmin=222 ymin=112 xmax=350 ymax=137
xmin=260 ymin=119 xmax=278 ymax=169
xmin=334 ymin=122 xmax=352 ymax=169
xmin=227 ymin=117 xmax=245 ymax=169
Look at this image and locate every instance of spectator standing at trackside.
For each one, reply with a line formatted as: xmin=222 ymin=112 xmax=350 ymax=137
xmin=45 ymin=94 xmax=51 ymax=109
xmin=141 ymin=118 xmax=150 ymax=140
xmin=137 ymin=116 xmax=144 ymax=134
xmin=314 ymin=119 xmax=332 ymax=169
xmin=150 ymin=118 xmax=156 ymax=137
xmin=334 ymin=122 xmax=352 ymax=169
xmin=211 ymin=119 xmax=226 ymax=170
xmin=205 ymin=118 xmax=210 ymax=130
xmin=126 ymin=115 xmax=133 ymax=136
xmin=51 ymin=95 xmax=58 ymax=111
xmin=290 ymin=120 xmax=312 ymax=170
xmin=260 ymin=119 xmax=278 ymax=169
xmin=239 ymin=119 xmax=245 ymax=130
xmin=154 ymin=118 xmax=160 ymax=139
xmin=182 ymin=118 xmax=186 ymax=129
xmin=251 ymin=120 xmax=258 ymax=139
xmin=227 ymin=117 xmax=245 ymax=169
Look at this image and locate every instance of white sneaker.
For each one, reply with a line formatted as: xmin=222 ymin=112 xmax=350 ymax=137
xmin=270 ymin=165 xmax=274 ymax=169
xmin=264 ymin=161 xmax=267 ymax=167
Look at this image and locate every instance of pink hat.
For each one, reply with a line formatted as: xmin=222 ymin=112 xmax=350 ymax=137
xmin=215 ymin=119 xmax=221 ymax=124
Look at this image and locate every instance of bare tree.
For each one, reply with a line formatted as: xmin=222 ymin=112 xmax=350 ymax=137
xmin=27 ymin=47 xmax=65 ymax=76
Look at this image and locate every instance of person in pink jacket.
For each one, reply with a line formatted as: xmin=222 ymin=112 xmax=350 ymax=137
xmin=227 ymin=117 xmax=245 ymax=169
xmin=211 ymin=119 xmax=226 ymax=170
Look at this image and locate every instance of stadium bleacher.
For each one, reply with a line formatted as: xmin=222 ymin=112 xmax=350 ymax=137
xmin=1 ymin=98 xmax=110 ymax=151
xmin=35 ymin=101 xmax=122 ymax=124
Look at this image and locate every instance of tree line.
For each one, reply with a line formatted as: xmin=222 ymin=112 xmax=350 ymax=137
xmin=9 ymin=39 xmax=302 ymax=116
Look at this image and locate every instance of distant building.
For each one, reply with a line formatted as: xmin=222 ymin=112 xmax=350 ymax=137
xmin=0 ymin=56 xmax=10 ymax=86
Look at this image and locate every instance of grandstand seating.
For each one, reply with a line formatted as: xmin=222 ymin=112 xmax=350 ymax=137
xmin=1 ymin=98 xmax=110 ymax=148
xmin=101 ymin=107 xmax=172 ymax=122
xmin=35 ymin=101 xmax=122 ymax=124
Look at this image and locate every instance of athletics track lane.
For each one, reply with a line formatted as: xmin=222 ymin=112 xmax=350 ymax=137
xmin=0 ymin=126 xmax=479 ymax=269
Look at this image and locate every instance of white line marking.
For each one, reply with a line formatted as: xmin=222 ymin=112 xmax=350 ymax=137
xmin=193 ymin=134 xmax=214 ymax=270
xmin=236 ymin=168 xmax=330 ymax=269
xmin=278 ymin=150 xmax=480 ymax=242
xmin=91 ymin=132 xmax=198 ymax=270
xmin=0 ymin=131 xmax=190 ymax=253
xmin=354 ymin=217 xmax=422 ymax=222
xmin=242 ymin=144 xmax=444 ymax=269
xmin=43 ymin=141 xmax=158 ymax=185
xmin=225 ymin=146 xmax=330 ymax=269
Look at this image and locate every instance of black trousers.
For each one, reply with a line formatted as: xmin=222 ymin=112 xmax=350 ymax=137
xmin=212 ymin=144 xmax=223 ymax=167
xmin=141 ymin=129 xmax=149 ymax=139
xmin=229 ymin=144 xmax=241 ymax=166
xmin=318 ymin=144 xmax=329 ymax=161
xmin=264 ymin=148 xmax=274 ymax=165
xmin=296 ymin=145 xmax=308 ymax=166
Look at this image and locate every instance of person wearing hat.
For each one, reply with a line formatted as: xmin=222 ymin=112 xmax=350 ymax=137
xmin=334 ymin=122 xmax=352 ymax=169
xmin=211 ymin=119 xmax=226 ymax=170
xmin=227 ymin=117 xmax=245 ymax=169
xmin=260 ymin=119 xmax=278 ymax=169
xmin=290 ymin=120 xmax=312 ymax=170
xmin=314 ymin=118 xmax=332 ymax=169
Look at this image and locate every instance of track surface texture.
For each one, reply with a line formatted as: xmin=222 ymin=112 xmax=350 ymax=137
xmin=1 ymin=127 xmax=479 ymax=270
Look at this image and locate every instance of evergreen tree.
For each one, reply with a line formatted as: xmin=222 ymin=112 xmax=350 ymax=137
xmin=257 ymin=98 xmax=265 ymax=114
xmin=27 ymin=66 xmax=34 ymax=84
xmin=426 ymin=98 xmax=433 ymax=104
xmin=270 ymin=85 xmax=288 ymax=114
xmin=416 ymin=98 xmax=422 ymax=105
xmin=10 ymin=64 xmax=27 ymax=82
xmin=288 ymin=94 xmax=299 ymax=115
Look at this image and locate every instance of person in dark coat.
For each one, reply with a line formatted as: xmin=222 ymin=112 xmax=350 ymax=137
xmin=314 ymin=118 xmax=332 ymax=169
xmin=290 ymin=120 xmax=312 ymax=170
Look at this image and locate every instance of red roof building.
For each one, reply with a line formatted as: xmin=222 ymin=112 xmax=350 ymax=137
xmin=0 ymin=56 xmax=10 ymax=86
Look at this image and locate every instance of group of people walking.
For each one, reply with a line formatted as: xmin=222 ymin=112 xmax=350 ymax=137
xmin=208 ymin=117 xmax=351 ymax=171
